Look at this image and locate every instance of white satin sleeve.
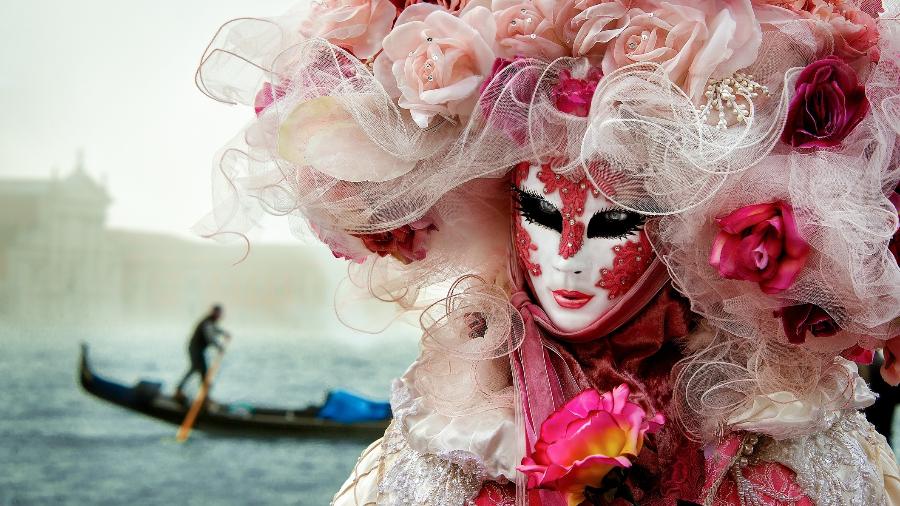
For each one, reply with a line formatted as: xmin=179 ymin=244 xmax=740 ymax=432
xmin=391 ymin=355 xmax=520 ymax=481
xmin=726 ymin=357 xmax=875 ymax=439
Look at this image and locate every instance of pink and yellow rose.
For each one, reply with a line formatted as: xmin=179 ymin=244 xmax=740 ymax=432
xmin=374 ymin=3 xmax=498 ymax=127
xmin=709 ymin=201 xmax=811 ymax=294
xmin=299 ymin=0 xmax=398 ymax=60
xmin=518 ymin=385 xmax=664 ymax=506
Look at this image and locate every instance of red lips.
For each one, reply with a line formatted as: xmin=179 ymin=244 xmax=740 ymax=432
xmin=552 ymin=290 xmax=594 ymax=309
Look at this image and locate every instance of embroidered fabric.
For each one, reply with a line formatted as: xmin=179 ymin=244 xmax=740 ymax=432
xmin=755 ymin=410 xmax=894 ymax=506
xmin=596 ymin=232 xmax=653 ymax=300
xmin=379 ymin=422 xmax=485 ymax=506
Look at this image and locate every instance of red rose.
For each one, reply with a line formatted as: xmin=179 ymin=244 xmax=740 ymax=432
xmin=781 ymin=55 xmax=869 ymax=149
xmin=353 ymin=217 xmax=438 ymax=264
xmin=841 ymin=345 xmax=874 ymax=365
xmin=709 ymin=201 xmax=811 ymax=294
xmin=773 ymin=303 xmax=839 ymax=344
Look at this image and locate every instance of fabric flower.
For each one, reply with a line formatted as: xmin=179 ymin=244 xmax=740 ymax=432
xmin=882 ymin=335 xmax=900 ymax=386
xmin=389 ymin=0 xmax=471 ymax=14
xmin=709 ymin=201 xmax=811 ymax=294
xmin=492 ymin=0 xmax=568 ymax=60
xmin=477 ymin=57 xmax=539 ymax=144
xmin=841 ymin=345 xmax=874 ymax=365
xmin=517 ymin=385 xmax=664 ymax=506
xmin=573 ymin=0 xmax=763 ymax=101
xmin=785 ymin=0 xmax=881 ymax=61
xmin=889 ymin=185 xmax=899 ymax=266
xmin=254 ymin=82 xmax=287 ymax=116
xmin=299 ymin=0 xmax=397 ymax=60
xmin=551 ymin=68 xmax=603 ymax=117
xmin=773 ymin=303 xmax=839 ymax=344
xmin=353 ymin=217 xmax=439 ymax=264
xmin=278 ymin=96 xmax=416 ymax=182
xmin=374 ymin=3 xmax=497 ymax=127
xmin=781 ymin=55 xmax=869 ymax=149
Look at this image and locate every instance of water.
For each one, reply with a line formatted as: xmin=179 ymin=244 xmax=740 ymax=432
xmin=0 ymin=324 xmax=417 ymax=505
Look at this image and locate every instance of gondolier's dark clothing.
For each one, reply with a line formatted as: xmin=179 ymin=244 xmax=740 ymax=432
xmin=176 ymin=316 xmax=226 ymax=393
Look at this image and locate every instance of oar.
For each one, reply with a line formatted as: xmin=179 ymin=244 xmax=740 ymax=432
xmin=176 ymin=337 xmax=230 ymax=443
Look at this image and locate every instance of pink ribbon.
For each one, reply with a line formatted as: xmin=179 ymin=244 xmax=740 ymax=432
xmin=510 ymin=258 xmax=670 ymax=505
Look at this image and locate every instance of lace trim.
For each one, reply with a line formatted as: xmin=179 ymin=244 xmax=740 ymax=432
xmin=756 ymin=410 xmax=889 ymax=506
xmin=378 ymin=423 xmax=485 ymax=506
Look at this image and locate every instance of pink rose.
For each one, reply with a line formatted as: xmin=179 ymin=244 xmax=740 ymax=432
xmin=551 ymin=67 xmax=603 ymax=117
xmin=352 ymin=217 xmax=439 ymax=263
xmin=797 ymin=0 xmax=880 ymax=61
xmin=773 ymin=303 xmax=839 ymax=344
xmin=882 ymin=335 xmax=900 ymax=386
xmin=781 ymin=55 xmax=869 ymax=149
xmin=299 ymin=0 xmax=397 ymax=60
xmin=390 ymin=0 xmax=471 ymax=14
xmin=517 ymin=385 xmax=664 ymax=506
xmin=374 ymin=4 xmax=497 ymax=127
xmin=491 ymin=0 xmax=568 ymax=60
xmin=709 ymin=201 xmax=811 ymax=294
xmin=573 ymin=0 xmax=762 ymax=101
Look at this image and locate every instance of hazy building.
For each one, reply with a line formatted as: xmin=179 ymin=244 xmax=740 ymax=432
xmin=0 ymin=164 xmax=329 ymax=329
xmin=0 ymin=162 xmax=120 ymax=323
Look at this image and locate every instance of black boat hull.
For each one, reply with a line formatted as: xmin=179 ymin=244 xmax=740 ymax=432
xmin=78 ymin=344 xmax=390 ymax=440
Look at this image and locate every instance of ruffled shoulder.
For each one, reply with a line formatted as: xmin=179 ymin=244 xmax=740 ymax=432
xmin=390 ymin=353 xmax=520 ymax=481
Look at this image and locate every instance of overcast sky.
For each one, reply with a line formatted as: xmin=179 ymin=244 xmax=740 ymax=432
xmin=0 ymin=1 xmax=297 ymax=240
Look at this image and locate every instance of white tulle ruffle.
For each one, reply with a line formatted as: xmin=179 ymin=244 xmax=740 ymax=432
xmin=726 ymin=357 xmax=875 ymax=439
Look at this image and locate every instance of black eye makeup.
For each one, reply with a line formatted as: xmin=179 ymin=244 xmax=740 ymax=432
xmin=513 ymin=187 xmax=562 ymax=233
xmin=587 ymin=207 xmax=646 ymax=239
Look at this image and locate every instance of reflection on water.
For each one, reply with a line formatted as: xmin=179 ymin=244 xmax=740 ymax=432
xmin=0 ymin=324 xmax=416 ymax=505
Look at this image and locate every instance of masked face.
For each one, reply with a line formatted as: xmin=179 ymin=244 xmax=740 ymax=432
xmin=514 ymin=163 xmax=653 ymax=332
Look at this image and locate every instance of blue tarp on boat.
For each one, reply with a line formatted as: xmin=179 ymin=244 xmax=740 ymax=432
xmin=318 ymin=389 xmax=391 ymax=423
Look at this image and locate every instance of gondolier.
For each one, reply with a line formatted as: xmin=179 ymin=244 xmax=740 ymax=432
xmin=174 ymin=304 xmax=230 ymax=402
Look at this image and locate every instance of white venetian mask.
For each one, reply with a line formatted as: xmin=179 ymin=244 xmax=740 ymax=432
xmin=514 ymin=163 xmax=653 ymax=332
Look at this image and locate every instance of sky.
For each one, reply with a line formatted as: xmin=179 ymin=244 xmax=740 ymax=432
xmin=0 ymin=1 xmax=297 ymax=241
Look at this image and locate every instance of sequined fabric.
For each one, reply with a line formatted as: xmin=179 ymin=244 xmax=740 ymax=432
xmin=756 ymin=411 xmax=892 ymax=506
xmin=702 ymin=411 xmax=895 ymax=506
xmin=379 ymin=423 xmax=484 ymax=506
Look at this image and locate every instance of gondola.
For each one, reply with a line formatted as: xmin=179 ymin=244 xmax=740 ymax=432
xmin=78 ymin=344 xmax=391 ymax=440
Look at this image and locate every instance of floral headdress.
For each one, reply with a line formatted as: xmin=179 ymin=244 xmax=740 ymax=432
xmin=197 ymin=0 xmax=899 ymax=439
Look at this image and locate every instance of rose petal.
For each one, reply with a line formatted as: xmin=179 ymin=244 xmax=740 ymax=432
xmin=718 ymin=203 xmax=778 ymax=234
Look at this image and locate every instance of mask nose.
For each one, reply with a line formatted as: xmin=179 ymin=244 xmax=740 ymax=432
xmin=552 ymin=248 xmax=588 ymax=275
